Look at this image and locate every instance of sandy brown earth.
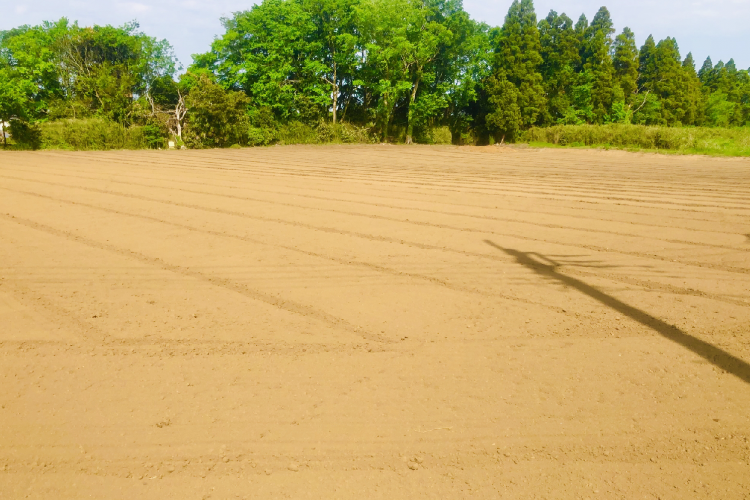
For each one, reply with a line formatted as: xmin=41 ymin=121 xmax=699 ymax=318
xmin=0 ymin=145 xmax=749 ymax=499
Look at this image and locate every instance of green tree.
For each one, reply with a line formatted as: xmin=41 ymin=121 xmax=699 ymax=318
xmin=356 ymin=0 xmax=413 ymax=140
xmin=182 ymin=72 xmax=251 ymax=148
xmin=438 ymin=14 xmax=491 ymax=143
xmin=303 ymin=0 xmax=360 ymax=123
xmin=638 ymin=35 xmax=657 ymax=86
xmin=51 ymin=21 xmax=177 ymax=122
xmin=698 ymin=57 xmax=713 ymax=84
xmin=488 ymin=0 xmax=545 ymax=131
xmin=193 ymin=0 xmax=326 ymax=121
xmin=582 ymin=7 xmax=616 ymax=123
xmin=633 ymin=35 xmax=660 ymax=124
xmin=612 ymin=27 xmax=638 ymax=98
xmin=681 ymin=52 xmax=704 ymax=125
xmin=538 ymin=10 xmax=580 ymax=124
xmin=705 ymin=91 xmax=735 ymax=127
xmin=0 ymin=20 xmax=68 ymax=121
xmin=0 ymin=68 xmax=33 ymax=147
xmin=483 ymin=68 xmax=521 ymax=141
xmin=738 ymin=69 xmax=750 ymax=125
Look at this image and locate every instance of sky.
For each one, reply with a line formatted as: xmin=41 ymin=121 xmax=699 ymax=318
xmin=3 ymin=0 xmax=749 ymax=71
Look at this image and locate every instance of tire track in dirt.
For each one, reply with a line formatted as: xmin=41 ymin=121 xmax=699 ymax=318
xmin=3 ymin=434 xmax=743 ymax=479
xmin=0 ymin=213 xmax=390 ymax=344
xmin=0 ymin=337 xmax=393 ymax=356
xmin=2 ymin=176 xmax=749 ymax=276
xmin=0 ymin=186 xmax=573 ymax=314
xmin=3 ymin=185 xmax=747 ymax=309
xmin=0 ymin=274 xmax=111 ymax=344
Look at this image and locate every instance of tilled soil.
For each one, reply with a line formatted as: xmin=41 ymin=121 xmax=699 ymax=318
xmin=0 ymin=144 xmax=749 ymax=499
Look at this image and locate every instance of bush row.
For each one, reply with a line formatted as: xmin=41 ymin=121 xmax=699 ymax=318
xmin=5 ymin=119 xmax=457 ymax=150
xmin=39 ymin=119 xmax=150 ymax=150
xmin=5 ymin=120 xmax=749 ymax=156
xmin=521 ymin=124 xmax=750 ymax=155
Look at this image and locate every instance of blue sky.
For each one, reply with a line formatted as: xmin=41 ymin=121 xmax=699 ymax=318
xmin=3 ymin=0 xmax=749 ymax=70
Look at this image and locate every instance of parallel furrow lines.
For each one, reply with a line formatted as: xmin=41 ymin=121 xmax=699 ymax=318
xmin=2 ymin=171 xmax=746 ymax=253
xmin=3 ymin=184 xmax=749 ymax=306
xmin=7 ymin=165 xmax=750 ymax=232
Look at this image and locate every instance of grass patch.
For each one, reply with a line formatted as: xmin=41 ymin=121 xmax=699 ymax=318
xmin=521 ymin=124 xmax=750 ymax=157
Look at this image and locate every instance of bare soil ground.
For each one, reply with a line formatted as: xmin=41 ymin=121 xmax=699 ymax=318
xmin=0 ymin=145 xmax=749 ymax=499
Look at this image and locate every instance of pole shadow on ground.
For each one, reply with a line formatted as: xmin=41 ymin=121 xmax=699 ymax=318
xmin=484 ymin=240 xmax=750 ymax=385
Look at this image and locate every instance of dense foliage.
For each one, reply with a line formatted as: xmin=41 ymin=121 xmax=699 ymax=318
xmin=2 ymin=0 xmax=749 ymax=150
xmin=523 ymin=124 xmax=750 ymax=156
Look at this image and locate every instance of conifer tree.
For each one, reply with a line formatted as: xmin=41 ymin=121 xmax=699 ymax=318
xmin=655 ymin=38 xmax=687 ymax=125
xmin=612 ymin=27 xmax=638 ymax=98
xmin=574 ymin=14 xmax=588 ymax=42
xmin=580 ymin=7 xmax=615 ymax=123
xmin=636 ymin=37 xmax=691 ymax=125
xmin=698 ymin=57 xmax=713 ymax=84
xmin=681 ymin=52 xmax=704 ymax=125
xmin=586 ymin=30 xmax=615 ymax=122
xmin=483 ymin=67 xmax=522 ymax=141
xmin=631 ymin=35 xmax=661 ymax=124
xmin=584 ymin=7 xmax=614 ymax=57
xmin=538 ymin=10 xmax=580 ymax=123
xmin=638 ymin=35 xmax=657 ymax=86
xmin=486 ymin=0 xmax=545 ymax=134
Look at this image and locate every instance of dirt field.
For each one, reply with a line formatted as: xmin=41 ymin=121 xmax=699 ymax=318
xmin=1 ymin=145 xmax=749 ymax=499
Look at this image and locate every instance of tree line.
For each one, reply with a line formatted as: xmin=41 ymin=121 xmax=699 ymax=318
xmin=2 ymin=0 xmax=749 ymax=148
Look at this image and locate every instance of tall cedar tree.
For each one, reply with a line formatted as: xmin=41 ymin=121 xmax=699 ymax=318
xmin=583 ymin=7 xmax=615 ymax=123
xmin=486 ymin=0 xmax=545 ymax=139
xmin=538 ymin=10 xmax=580 ymax=124
xmin=681 ymin=52 xmax=704 ymax=125
xmin=612 ymin=27 xmax=638 ymax=98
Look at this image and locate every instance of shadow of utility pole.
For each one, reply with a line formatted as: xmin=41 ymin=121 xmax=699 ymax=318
xmin=485 ymin=240 xmax=750 ymax=385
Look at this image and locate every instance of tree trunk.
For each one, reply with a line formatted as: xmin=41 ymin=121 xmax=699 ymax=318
xmin=405 ymin=76 xmax=421 ymax=145
xmin=332 ymin=61 xmax=338 ymax=124
xmin=382 ymin=111 xmax=390 ymax=142
xmin=175 ymin=92 xmax=186 ymax=140
xmin=341 ymin=94 xmax=351 ymax=123
xmin=382 ymin=98 xmax=391 ymax=143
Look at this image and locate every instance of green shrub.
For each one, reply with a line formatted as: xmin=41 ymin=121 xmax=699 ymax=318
xmin=247 ymin=127 xmax=278 ymax=146
xmin=522 ymin=124 xmax=750 ymax=156
xmin=275 ymin=121 xmax=375 ymax=145
xmin=316 ymin=122 xmax=375 ymax=144
xmin=8 ymin=120 xmax=43 ymax=150
xmin=416 ymin=126 xmax=452 ymax=145
xmin=38 ymin=119 xmax=148 ymax=150
xmin=277 ymin=122 xmax=318 ymax=144
xmin=142 ymin=119 xmax=169 ymax=149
